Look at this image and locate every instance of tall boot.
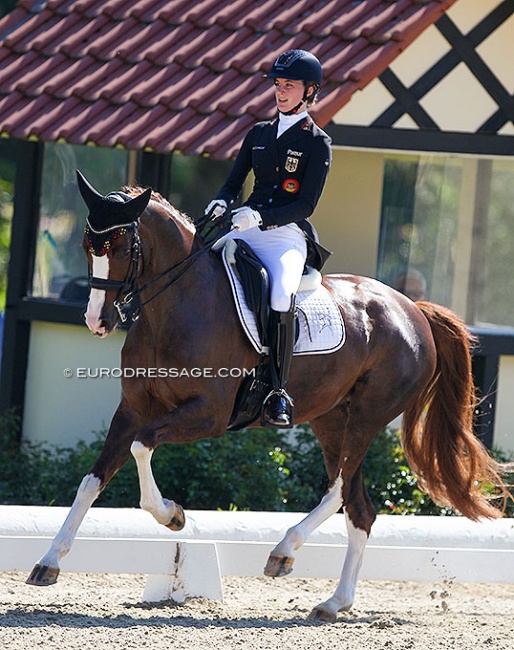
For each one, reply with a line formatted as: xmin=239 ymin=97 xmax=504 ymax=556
xmin=262 ymin=304 xmax=295 ymax=428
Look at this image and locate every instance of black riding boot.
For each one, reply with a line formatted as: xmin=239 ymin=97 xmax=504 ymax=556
xmin=263 ymin=305 xmax=295 ymax=428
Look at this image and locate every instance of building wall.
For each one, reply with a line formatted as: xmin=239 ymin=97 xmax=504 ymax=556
xmin=312 ymin=148 xmax=384 ymax=277
xmin=23 ymin=321 xmax=125 ymax=446
xmin=21 ymin=146 xmax=514 ymax=455
xmin=19 ymin=0 xmax=514 ymax=453
xmin=332 ymin=0 xmax=514 ymax=136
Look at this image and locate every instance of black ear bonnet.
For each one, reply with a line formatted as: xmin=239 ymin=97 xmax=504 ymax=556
xmin=77 ymin=170 xmax=151 ymax=256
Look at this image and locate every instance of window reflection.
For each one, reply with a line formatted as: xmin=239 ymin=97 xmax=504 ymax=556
xmin=32 ymin=143 xmax=128 ymax=303
xmin=168 ymin=152 xmax=233 ymax=219
xmin=378 ymin=154 xmax=514 ymax=329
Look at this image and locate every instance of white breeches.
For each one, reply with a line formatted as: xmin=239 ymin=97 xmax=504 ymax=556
xmin=225 ymin=223 xmax=307 ymax=312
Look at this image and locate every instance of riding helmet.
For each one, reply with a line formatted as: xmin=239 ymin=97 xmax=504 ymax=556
xmin=265 ymin=50 xmax=323 ymax=88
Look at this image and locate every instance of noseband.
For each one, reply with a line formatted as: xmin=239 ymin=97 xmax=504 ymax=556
xmin=87 ymin=220 xmax=209 ymax=324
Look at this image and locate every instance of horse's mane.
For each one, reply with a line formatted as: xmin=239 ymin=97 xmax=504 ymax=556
xmin=123 ymin=185 xmax=195 ymax=231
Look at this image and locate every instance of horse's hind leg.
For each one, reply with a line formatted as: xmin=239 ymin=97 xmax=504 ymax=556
xmin=308 ymin=471 xmax=374 ymax=622
xmin=306 ymin=391 xmax=404 ymax=621
xmin=264 ymin=472 xmax=344 ymax=577
xmin=264 ymin=404 xmax=378 ymax=621
xmin=27 ymin=402 xmax=138 ymax=586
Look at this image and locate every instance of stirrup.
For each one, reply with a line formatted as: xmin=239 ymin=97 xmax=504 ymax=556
xmin=261 ymin=389 xmax=294 ymax=428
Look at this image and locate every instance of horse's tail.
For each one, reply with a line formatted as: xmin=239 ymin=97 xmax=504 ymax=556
xmin=401 ymin=301 xmax=507 ymax=520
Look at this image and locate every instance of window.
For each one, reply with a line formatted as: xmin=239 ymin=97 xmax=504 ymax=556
xmin=168 ymin=152 xmax=233 ymax=220
xmin=0 ymin=139 xmax=15 ymax=311
xmin=31 ymin=143 xmax=129 ymax=303
xmin=0 ymin=138 xmax=15 ymax=368
xmin=377 ymin=154 xmax=514 ymax=329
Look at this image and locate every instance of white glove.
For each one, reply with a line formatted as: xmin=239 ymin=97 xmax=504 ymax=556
xmin=231 ymin=206 xmax=263 ymax=232
xmin=204 ymin=199 xmax=227 ymax=218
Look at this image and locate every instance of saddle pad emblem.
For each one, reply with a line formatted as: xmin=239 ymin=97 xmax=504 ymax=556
xmin=222 ymin=246 xmax=345 ymax=356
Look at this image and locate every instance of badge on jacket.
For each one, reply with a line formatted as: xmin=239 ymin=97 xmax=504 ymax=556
xmin=285 ymin=156 xmax=299 ymax=173
xmin=282 ymin=178 xmax=300 ymax=193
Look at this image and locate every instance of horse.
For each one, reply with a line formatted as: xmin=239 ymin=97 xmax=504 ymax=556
xmin=27 ymin=172 xmax=507 ymax=622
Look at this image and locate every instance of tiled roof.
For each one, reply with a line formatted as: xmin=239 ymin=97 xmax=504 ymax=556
xmin=0 ymin=0 xmax=458 ymax=159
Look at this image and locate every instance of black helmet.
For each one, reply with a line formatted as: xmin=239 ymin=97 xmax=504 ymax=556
xmin=265 ymin=50 xmax=323 ymax=88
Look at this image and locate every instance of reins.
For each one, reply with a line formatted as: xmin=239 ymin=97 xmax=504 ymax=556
xmin=138 ymin=243 xmax=211 ymax=305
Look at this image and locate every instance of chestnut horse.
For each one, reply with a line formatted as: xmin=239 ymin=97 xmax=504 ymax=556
xmin=27 ymin=173 xmax=506 ymax=621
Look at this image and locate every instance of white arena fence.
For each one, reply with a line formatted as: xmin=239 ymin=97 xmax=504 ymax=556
xmin=1 ymin=506 xmax=513 ymax=602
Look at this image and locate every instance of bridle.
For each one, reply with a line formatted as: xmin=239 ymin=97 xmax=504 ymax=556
xmin=88 ymin=220 xmax=211 ymax=324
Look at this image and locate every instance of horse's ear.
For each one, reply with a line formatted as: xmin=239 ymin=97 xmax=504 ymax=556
xmin=76 ymin=170 xmax=103 ymax=210
xmin=124 ymin=187 xmax=152 ymax=221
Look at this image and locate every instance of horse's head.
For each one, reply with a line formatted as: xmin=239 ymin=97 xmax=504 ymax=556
xmin=77 ymin=170 xmax=151 ymax=337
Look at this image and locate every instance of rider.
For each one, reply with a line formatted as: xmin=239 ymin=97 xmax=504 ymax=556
xmin=203 ymin=49 xmax=332 ymax=428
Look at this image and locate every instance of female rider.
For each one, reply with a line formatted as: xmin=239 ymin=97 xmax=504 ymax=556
xmin=203 ymin=49 xmax=332 ymax=428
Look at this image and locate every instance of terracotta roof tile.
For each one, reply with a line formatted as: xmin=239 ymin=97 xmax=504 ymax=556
xmin=241 ymin=0 xmax=299 ymax=31
xmin=57 ymin=15 xmax=112 ymax=58
xmin=0 ymin=0 xmax=459 ymax=159
xmin=130 ymin=0 xmax=174 ymax=23
xmin=46 ymin=56 xmax=103 ymax=98
xmin=73 ymin=59 xmax=130 ymax=102
xmin=3 ymin=9 xmax=56 ymax=51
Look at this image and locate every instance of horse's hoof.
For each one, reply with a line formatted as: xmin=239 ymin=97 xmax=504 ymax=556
xmin=307 ymin=606 xmax=337 ymax=623
xmin=165 ymin=503 xmax=186 ymax=531
xmin=26 ymin=563 xmax=60 ymax=586
xmin=263 ymin=554 xmax=294 ymax=577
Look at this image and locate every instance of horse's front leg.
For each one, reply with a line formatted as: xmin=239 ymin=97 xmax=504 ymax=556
xmin=130 ymin=396 xmax=226 ymax=530
xmin=27 ymin=403 xmax=138 ymax=586
xmin=130 ymin=441 xmax=186 ymax=530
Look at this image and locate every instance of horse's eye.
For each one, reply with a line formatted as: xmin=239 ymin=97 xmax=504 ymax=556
xmin=115 ymin=248 xmax=131 ymax=260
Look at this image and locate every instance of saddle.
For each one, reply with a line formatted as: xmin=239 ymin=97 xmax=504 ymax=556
xmin=229 ymin=240 xmax=274 ymax=430
xmin=233 ymin=240 xmax=271 ymax=348
xmin=225 ymin=239 xmax=345 ymax=430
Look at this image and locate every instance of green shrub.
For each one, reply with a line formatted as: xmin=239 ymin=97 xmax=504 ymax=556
xmin=0 ymin=410 xmax=511 ymax=516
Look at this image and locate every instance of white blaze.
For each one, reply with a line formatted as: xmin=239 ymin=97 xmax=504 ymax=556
xmin=85 ymin=255 xmax=109 ymax=336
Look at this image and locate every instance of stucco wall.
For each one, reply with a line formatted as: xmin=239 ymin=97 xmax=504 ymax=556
xmin=23 ymin=321 xmax=125 ymax=446
xmin=312 ymin=148 xmax=384 ymax=278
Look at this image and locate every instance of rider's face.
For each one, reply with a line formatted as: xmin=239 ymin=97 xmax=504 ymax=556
xmin=273 ymin=78 xmax=307 ymax=113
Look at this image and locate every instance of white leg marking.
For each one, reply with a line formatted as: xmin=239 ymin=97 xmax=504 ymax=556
xmin=272 ymin=473 xmax=344 ymax=560
xmin=315 ymin=511 xmax=368 ymax=615
xmin=131 ymin=441 xmax=180 ymax=525
xmin=38 ymin=474 xmax=101 ymax=570
xmin=85 ymin=255 xmax=109 ymax=336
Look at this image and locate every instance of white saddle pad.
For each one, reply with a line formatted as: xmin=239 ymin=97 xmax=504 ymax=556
xmin=221 ymin=242 xmax=345 ymax=356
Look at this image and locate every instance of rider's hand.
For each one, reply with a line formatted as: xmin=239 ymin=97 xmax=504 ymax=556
xmin=231 ymin=207 xmax=263 ymax=232
xmin=204 ymin=199 xmax=227 ymax=218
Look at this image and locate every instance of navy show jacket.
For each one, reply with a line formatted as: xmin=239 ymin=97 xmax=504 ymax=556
xmin=217 ymin=115 xmax=332 ymax=231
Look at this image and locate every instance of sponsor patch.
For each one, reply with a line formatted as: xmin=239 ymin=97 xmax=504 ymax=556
xmin=282 ymin=178 xmax=300 ymax=193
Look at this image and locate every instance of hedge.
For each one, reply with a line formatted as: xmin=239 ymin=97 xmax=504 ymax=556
xmin=0 ymin=408 xmax=511 ymax=516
